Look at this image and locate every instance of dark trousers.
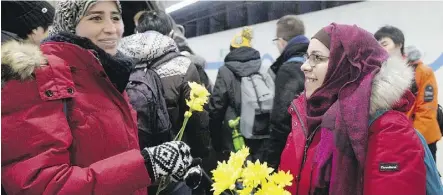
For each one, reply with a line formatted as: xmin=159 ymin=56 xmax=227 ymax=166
xmin=428 ymin=142 xmax=437 ymax=162
xmin=245 ymin=138 xmax=269 ymax=161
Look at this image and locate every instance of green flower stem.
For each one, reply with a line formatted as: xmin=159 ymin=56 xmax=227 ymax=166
xmin=174 ymin=115 xmax=191 ymax=141
xmin=158 ymin=107 xmax=194 ymax=194
xmin=156 ymin=178 xmax=169 ymax=195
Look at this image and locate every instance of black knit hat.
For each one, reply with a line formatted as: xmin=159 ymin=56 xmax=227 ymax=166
xmin=1 ymin=1 xmax=55 ymax=38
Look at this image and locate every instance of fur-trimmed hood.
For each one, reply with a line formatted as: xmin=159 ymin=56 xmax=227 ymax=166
xmin=370 ymin=56 xmax=414 ymax=114
xmin=1 ymin=40 xmax=46 ymax=86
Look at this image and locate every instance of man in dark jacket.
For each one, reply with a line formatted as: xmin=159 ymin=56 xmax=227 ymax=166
xmin=119 ymin=31 xmax=211 ymax=195
xmin=265 ymin=15 xmax=309 ymax=169
xmin=132 ymin=10 xmax=215 ymax=195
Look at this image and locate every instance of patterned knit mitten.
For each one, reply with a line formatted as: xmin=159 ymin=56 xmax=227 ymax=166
xmin=141 ymin=141 xmax=193 ymax=182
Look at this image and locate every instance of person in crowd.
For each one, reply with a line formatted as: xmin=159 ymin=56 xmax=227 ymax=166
xmin=208 ymin=27 xmax=271 ymax=162
xmin=375 ymin=26 xmax=441 ymax=161
xmin=1 ymin=1 xmax=193 ymax=194
xmin=279 ymin=23 xmax=426 ymax=195
xmin=119 ymin=25 xmax=212 ymax=195
xmin=131 ymin=10 xmax=216 ymax=195
xmin=1 ymin=1 xmax=54 ymax=44
xmin=265 ymin=15 xmax=309 ymax=169
xmin=135 ymin=10 xmax=212 ymax=92
xmin=133 ymin=10 xmax=147 ymax=27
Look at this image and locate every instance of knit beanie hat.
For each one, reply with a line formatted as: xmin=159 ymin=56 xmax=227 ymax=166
xmin=1 ymin=1 xmax=55 ymax=38
xmin=230 ymin=27 xmax=253 ymax=48
xmin=50 ymin=0 xmax=121 ymax=36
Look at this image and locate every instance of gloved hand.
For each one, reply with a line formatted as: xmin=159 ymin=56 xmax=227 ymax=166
xmin=141 ymin=141 xmax=193 ymax=182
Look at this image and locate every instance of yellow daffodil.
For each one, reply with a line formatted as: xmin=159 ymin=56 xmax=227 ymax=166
xmin=186 ymin=81 xmax=210 ymax=111
xmin=255 ymin=181 xmax=291 ymax=195
xmin=174 ymin=82 xmax=210 ymax=140
xmin=228 ymin=147 xmax=249 ymax=169
xmin=161 ymin=82 xmax=210 ymax=193
xmin=241 ymin=160 xmax=274 ymax=188
xmin=211 ymin=161 xmax=242 ymax=195
xmin=268 ymin=170 xmax=293 ymax=188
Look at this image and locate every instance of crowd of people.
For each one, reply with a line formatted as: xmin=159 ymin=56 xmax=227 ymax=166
xmin=1 ymin=1 xmax=442 ymax=195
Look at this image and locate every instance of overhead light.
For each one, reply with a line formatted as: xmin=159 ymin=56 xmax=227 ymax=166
xmin=165 ymin=0 xmax=199 ymax=14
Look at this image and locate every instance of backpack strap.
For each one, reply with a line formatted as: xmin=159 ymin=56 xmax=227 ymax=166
xmin=415 ymin=129 xmax=443 ymax=194
xmin=286 ymin=56 xmax=305 ymax=64
xmin=248 ymin=75 xmax=263 ymax=112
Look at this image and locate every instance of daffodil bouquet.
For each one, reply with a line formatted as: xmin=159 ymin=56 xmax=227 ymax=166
xmin=157 ymin=81 xmax=210 ymax=195
xmin=175 ymin=81 xmax=210 ymax=140
xmin=211 ymin=147 xmax=293 ymax=195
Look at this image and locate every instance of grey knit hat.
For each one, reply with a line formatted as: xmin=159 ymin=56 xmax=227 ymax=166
xmin=49 ymin=0 xmax=121 ymax=36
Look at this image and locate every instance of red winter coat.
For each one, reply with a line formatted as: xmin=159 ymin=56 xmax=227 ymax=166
xmin=1 ymin=39 xmax=151 ymax=194
xmin=279 ymin=59 xmax=426 ymax=195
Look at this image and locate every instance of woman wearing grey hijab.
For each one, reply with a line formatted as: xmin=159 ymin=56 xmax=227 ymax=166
xmin=1 ymin=1 xmax=193 ymax=194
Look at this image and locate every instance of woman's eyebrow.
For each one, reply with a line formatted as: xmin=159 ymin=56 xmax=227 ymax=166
xmin=310 ymin=50 xmax=323 ymax=55
xmin=85 ymin=11 xmax=120 ymax=16
xmin=85 ymin=11 xmax=104 ymax=16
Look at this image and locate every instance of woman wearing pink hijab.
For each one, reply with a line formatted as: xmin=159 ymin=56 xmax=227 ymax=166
xmin=279 ymin=23 xmax=426 ymax=195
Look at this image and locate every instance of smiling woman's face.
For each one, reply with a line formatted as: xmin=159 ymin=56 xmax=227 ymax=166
xmin=301 ymin=38 xmax=330 ymax=98
xmin=75 ymin=1 xmax=123 ymax=55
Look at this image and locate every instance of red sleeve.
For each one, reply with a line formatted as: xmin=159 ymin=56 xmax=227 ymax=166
xmin=364 ymin=111 xmax=426 ymax=195
xmin=2 ymin=96 xmax=151 ymax=195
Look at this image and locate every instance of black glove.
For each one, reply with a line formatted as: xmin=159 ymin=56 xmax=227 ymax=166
xmin=141 ymin=141 xmax=193 ymax=182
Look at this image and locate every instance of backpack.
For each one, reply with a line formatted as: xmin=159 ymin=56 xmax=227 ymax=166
xmin=437 ymin=104 xmax=443 ymax=135
xmin=370 ymin=109 xmax=443 ymax=195
xmin=126 ymin=63 xmax=173 ymax=148
xmin=238 ymin=65 xmax=275 ymax=139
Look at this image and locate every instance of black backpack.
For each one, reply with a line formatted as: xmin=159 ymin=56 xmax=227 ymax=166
xmin=437 ymin=104 xmax=443 ymax=135
xmin=126 ymin=63 xmax=173 ymax=149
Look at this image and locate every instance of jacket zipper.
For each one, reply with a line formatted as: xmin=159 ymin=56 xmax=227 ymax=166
xmin=291 ymin=102 xmax=320 ymax=195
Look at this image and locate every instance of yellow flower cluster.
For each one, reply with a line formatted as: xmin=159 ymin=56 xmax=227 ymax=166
xmin=186 ymin=81 xmax=210 ymax=112
xmin=211 ymin=147 xmax=293 ymax=195
xmin=160 ymin=82 xmax=210 ymax=195
xmin=174 ymin=82 xmax=210 ymax=141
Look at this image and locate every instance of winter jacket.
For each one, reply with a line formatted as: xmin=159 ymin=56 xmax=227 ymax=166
xmin=407 ymin=61 xmax=442 ymax=144
xmin=266 ymin=39 xmax=308 ymax=169
xmin=181 ymin=51 xmax=213 ymax=93
xmin=1 ymin=35 xmax=150 ymax=194
xmin=279 ymin=58 xmax=426 ymax=195
xmin=208 ymin=47 xmax=265 ymax=161
xmin=118 ymin=31 xmax=212 ymax=159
